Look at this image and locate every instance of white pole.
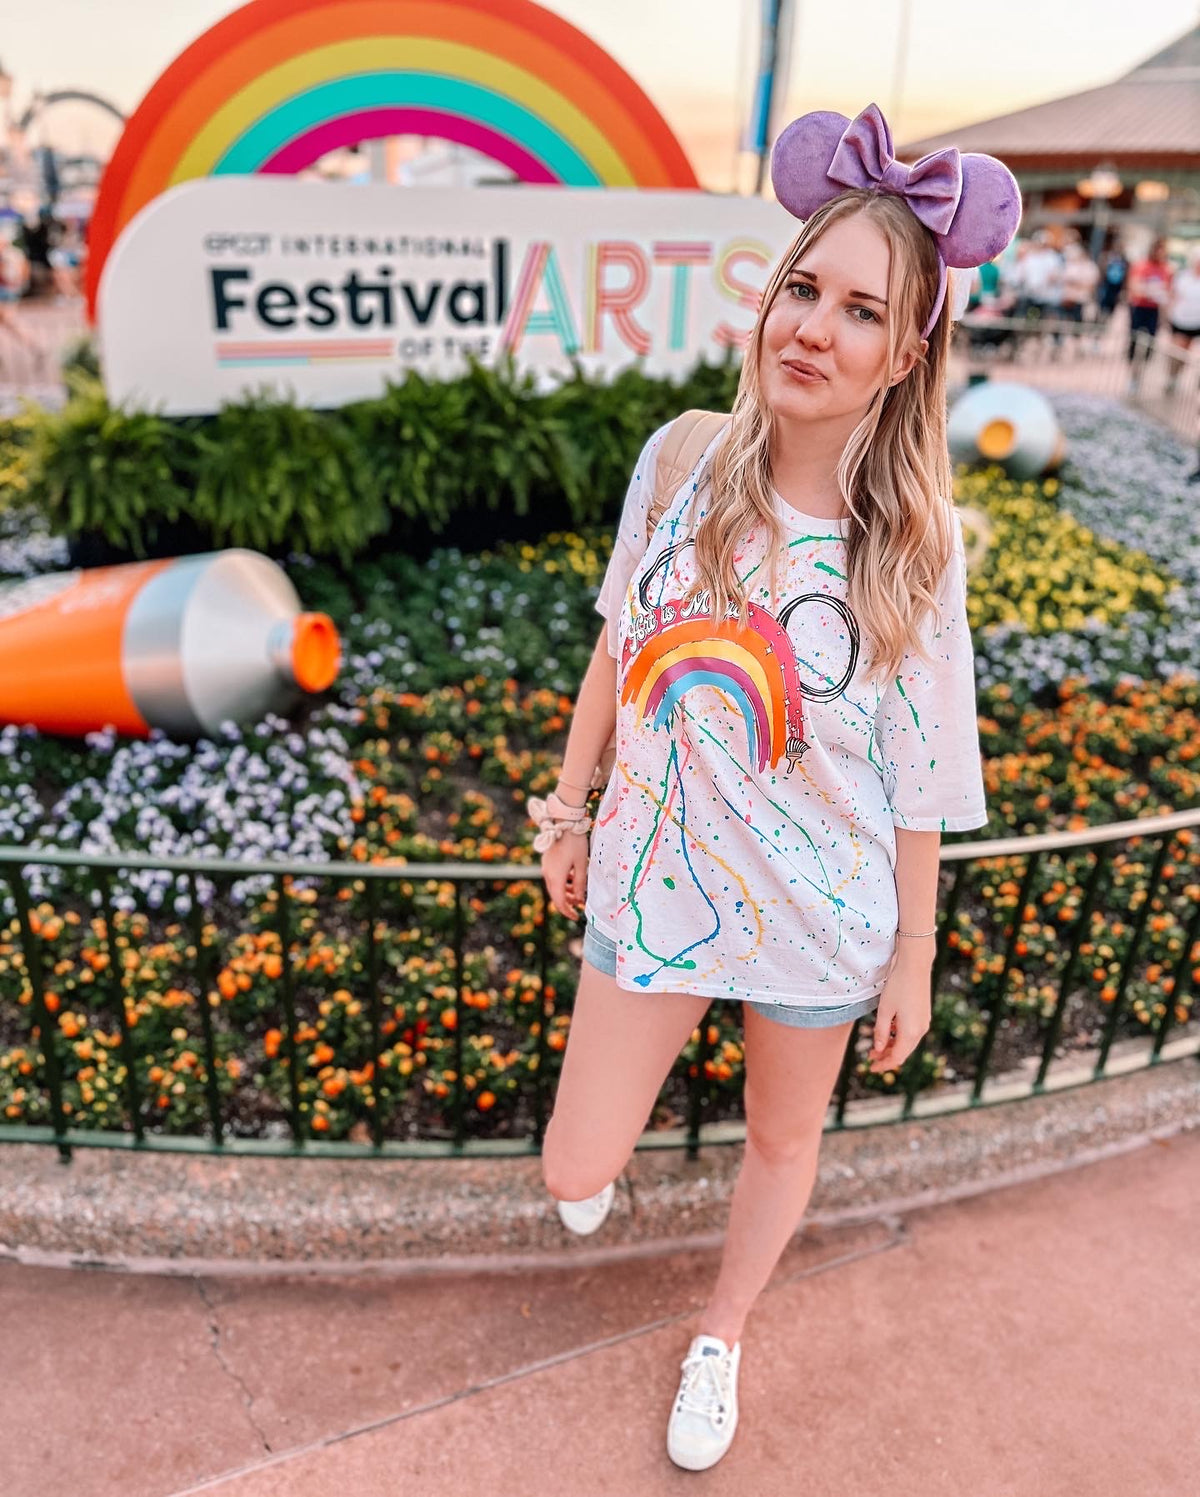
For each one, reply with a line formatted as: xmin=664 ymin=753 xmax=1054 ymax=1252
xmin=890 ymin=0 xmax=913 ymax=143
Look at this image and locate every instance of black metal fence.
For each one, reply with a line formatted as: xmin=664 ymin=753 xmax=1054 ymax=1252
xmin=3 ymin=804 xmax=1199 ymax=1164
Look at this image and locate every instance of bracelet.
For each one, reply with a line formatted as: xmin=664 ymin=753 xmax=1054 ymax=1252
xmin=896 ymin=928 xmax=937 ymax=938
xmin=555 ymin=775 xmax=591 ymax=794
xmin=553 ymin=784 xmax=590 ymax=809
xmin=527 ymin=791 xmax=595 ymax=854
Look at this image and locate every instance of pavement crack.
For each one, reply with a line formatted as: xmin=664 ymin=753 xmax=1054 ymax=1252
xmin=164 ymin=1215 xmax=907 ymax=1495
xmin=191 ymin=1276 xmax=273 ymax=1454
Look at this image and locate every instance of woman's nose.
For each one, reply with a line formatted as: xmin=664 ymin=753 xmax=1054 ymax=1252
xmin=796 ymin=305 xmax=833 ymax=349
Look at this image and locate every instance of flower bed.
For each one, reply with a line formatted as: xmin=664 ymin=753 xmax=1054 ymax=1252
xmin=1 ymin=392 xmax=1198 ymax=1141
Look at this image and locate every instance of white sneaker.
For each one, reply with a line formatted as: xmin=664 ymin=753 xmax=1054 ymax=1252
xmin=667 ymin=1333 xmax=741 ymax=1470
xmin=555 ymin=1180 xmax=616 ymax=1235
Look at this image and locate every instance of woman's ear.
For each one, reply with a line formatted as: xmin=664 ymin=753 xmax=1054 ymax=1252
xmin=889 ymin=338 xmax=927 ymax=386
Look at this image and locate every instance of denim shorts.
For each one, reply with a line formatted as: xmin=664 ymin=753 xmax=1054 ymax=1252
xmin=582 ymin=915 xmax=880 ymax=1030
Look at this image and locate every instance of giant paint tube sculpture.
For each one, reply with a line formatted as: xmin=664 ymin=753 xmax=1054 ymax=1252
xmin=0 ymin=549 xmax=340 ymax=739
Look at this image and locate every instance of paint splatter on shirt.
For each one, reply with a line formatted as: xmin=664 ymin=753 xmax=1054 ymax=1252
xmin=585 ymin=420 xmax=988 ymax=1011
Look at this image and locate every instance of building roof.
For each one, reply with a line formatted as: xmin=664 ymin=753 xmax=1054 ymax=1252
xmin=898 ymin=23 xmax=1200 ymax=169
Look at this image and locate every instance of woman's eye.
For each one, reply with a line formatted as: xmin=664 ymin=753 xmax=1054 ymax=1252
xmin=853 ymin=306 xmax=879 ymax=323
xmin=788 ymin=281 xmax=814 ymax=298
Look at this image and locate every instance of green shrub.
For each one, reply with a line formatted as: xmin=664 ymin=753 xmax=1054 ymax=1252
xmin=188 ymin=396 xmax=386 ymax=563
xmin=17 ymin=354 xmax=744 ymax=562
xmin=28 ymin=378 xmax=191 ymax=556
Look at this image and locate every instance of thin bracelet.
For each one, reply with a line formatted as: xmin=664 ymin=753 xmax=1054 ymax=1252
xmin=896 ymin=928 xmax=937 ymax=938
xmin=550 ymin=784 xmax=589 ymax=808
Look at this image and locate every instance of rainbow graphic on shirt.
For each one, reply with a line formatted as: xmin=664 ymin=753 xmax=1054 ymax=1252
xmin=619 ymin=540 xmax=863 ymax=774
xmin=621 ymin=603 xmax=811 ymax=775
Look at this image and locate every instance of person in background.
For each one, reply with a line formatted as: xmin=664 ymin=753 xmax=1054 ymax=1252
xmin=0 ymin=230 xmax=32 ymax=345
xmin=1018 ymin=230 xmax=1064 ymax=356
xmin=1096 ymin=243 xmax=1128 ymax=323
xmin=1002 ymin=238 xmax=1031 ymax=317
xmin=1125 ymin=237 xmax=1173 ymax=390
xmin=966 ymin=258 xmax=1002 ymax=311
xmin=1021 ymin=230 xmax=1063 ymax=322
xmin=47 ymin=222 xmax=83 ymax=302
xmin=1164 ymin=248 xmax=1200 ymax=396
xmin=1059 ymin=239 xmax=1100 ymax=354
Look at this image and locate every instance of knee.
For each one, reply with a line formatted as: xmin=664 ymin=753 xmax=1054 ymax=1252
xmin=540 ymin=1118 xmax=616 ymax=1201
xmin=744 ymin=1115 xmax=822 ymax=1169
xmin=742 ymin=1125 xmax=807 ymax=1173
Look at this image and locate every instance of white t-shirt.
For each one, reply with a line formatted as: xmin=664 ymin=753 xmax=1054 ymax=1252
xmin=1021 ymin=246 xmax=1063 ymax=302
xmin=585 ymin=420 xmax=989 ymax=1013
xmin=1169 ymin=269 xmax=1200 ymax=331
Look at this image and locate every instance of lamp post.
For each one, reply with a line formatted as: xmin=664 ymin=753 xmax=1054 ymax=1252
xmin=1077 ymin=163 xmax=1122 ymax=262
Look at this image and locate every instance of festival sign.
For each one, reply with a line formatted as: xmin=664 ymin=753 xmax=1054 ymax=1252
xmin=99 ymin=178 xmax=796 ymax=414
xmin=85 ymin=0 xmax=701 ymax=318
xmin=89 ymin=0 xmax=793 ymax=413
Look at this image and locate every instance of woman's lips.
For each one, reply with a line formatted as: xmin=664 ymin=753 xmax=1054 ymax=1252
xmin=781 ymin=360 xmax=827 ymax=384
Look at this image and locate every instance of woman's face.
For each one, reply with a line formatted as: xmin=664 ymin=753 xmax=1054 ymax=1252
xmin=759 ymin=212 xmax=922 ymax=425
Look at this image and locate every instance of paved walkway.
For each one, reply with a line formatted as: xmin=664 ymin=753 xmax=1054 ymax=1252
xmin=4 ymin=1126 xmax=1198 ymax=1496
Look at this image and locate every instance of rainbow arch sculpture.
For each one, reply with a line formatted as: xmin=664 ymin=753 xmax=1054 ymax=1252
xmin=86 ymin=0 xmax=699 ymax=316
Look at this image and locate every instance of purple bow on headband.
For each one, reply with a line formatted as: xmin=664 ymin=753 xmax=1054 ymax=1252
xmin=771 ymin=102 xmax=1022 ymax=338
xmin=828 ymin=105 xmax=962 ymax=237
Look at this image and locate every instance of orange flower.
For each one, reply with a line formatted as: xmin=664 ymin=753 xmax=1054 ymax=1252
xmin=313 ymin=1042 xmax=335 ymax=1065
xmin=263 ymin=1027 xmax=283 ymax=1059
xmin=477 ymin=1091 xmax=496 ymax=1111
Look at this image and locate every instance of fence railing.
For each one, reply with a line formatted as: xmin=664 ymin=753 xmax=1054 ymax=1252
xmin=3 ymin=804 xmax=1199 ymax=1164
xmin=953 ymin=313 xmax=1200 ymax=446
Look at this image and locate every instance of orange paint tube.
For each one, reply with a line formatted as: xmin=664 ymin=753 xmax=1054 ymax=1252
xmin=0 ymin=550 xmax=340 ymax=739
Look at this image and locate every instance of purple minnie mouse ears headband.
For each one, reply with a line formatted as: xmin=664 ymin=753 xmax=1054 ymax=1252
xmin=770 ymin=102 xmax=1022 ymax=339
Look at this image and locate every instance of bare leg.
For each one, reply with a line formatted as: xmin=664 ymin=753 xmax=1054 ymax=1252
xmin=542 ymin=958 xmax=711 ymax=1202
xmin=695 ymin=1005 xmax=859 ymax=1347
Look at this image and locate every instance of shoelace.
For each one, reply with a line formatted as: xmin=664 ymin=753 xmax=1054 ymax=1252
xmin=676 ymin=1351 xmax=732 ymax=1426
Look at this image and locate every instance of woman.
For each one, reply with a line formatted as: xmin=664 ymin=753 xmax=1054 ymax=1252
xmin=1125 ymin=237 xmax=1173 ymax=389
xmin=1165 ymin=248 xmax=1200 ymax=396
xmin=531 ymin=104 xmax=1020 ymax=1472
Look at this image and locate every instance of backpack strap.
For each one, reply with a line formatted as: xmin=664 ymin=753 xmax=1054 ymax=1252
xmin=645 ymin=409 xmax=730 ymax=541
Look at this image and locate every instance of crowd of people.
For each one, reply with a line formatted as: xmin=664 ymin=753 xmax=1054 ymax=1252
xmin=0 ymin=207 xmax=87 ymax=306
xmin=963 ymin=229 xmax=1200 ymax=480
xmin=966 ymin=229 xmax=1200 ymax=383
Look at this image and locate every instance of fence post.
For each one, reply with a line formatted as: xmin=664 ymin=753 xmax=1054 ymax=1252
xmin=5 ymin=867 xmax=71 ymax=1163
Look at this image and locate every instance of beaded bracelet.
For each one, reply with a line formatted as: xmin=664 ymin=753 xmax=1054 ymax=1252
xmin=896 ymin=928 xmax=937 ymax=938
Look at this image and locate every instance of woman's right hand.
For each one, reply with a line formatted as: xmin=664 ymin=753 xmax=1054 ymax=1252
xmin=540 ymin=830 xmax=589 ymax=921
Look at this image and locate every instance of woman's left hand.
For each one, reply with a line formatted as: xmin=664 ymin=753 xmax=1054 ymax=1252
xmin=868 ymin=948 xmax=933 ymax=1075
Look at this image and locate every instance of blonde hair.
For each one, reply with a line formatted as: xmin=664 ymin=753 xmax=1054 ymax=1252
xmin=686 ymin=188 xmax=957 ymax=684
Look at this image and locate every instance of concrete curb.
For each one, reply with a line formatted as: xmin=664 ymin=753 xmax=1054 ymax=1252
xmin=2 ymin=1050 xmax=1197 ymax=1275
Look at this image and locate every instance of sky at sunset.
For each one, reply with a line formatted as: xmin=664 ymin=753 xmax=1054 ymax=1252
xmin=4 ymin=0 xmax=1197 ymax=190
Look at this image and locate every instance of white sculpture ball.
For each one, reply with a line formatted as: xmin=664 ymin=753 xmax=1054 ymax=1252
xmin=948 ymin=382 xmax=1066 ymax=480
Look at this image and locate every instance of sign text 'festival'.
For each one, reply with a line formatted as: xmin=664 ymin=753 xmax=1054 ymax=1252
xmin=98 ymin=179 xmax=797 ymax=414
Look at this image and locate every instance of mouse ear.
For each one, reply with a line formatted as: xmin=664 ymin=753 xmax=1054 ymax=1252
xmin=769 ymin=111 xmax=853 ymax=220
xmin=938 ymin=154 xmax=1023 ymax=268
